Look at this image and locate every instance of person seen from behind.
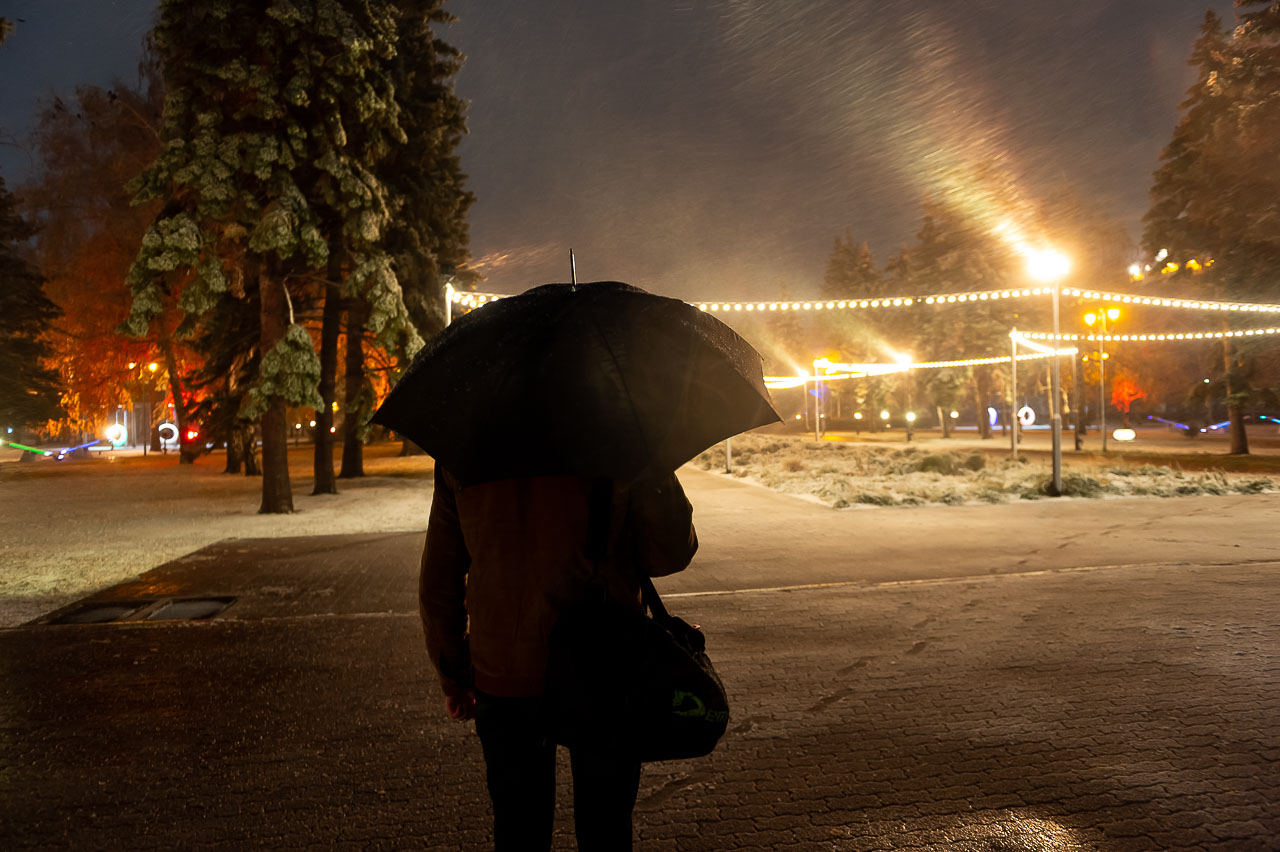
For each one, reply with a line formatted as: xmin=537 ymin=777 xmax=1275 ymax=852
xmin=420 ymin=466 xmax=698 ymax=851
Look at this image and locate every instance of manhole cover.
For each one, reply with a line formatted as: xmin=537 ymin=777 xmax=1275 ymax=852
xmin=145 ymin=597 xmax=235 ymax=621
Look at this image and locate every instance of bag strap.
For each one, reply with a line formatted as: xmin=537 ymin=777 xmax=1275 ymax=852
xmin=640 ymin=574 xmax=672 ymax=622
xmin=585 ymin=476 xmax=672 ymax=623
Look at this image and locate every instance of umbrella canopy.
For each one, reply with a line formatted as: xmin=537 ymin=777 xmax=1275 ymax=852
xmin=371 ymin=281 xmax=781 ymax=484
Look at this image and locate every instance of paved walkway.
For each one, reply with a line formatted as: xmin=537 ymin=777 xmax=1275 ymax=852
xmin=2 ymin=471 xmax=1278 ymax=850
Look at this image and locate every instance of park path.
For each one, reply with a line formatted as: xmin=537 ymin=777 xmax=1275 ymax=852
xmin=2 ymin=465 xmax=1278 ymax=849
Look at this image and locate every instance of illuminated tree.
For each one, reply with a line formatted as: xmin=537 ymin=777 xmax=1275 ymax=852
xmin=0 ymin=177 xmax=63 ymax=433
xmin=1110 ymin=373 xmax=1147 ymax=427
xmin=26 ymin=61 xmax=189 ymax=449
xmin=126 ymin=0 xmax=421 ymax=512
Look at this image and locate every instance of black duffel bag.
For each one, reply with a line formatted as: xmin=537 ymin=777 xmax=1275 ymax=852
xmin=544 ymin=575 xmax=729 ymax=763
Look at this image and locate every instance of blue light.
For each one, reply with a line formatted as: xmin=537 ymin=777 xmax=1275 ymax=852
xmin=1147 ymin=416 xmax=1193 ymax=431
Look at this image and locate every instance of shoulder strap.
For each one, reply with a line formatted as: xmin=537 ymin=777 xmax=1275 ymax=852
xmin=587 ymin=476 xmax=672 ymax=622
xmin=640 ymin=574 xmax=671 ymax=622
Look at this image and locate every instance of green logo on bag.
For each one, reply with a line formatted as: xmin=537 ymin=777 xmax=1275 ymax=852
xmin=672 ymin=690 xmax=706 ymax=718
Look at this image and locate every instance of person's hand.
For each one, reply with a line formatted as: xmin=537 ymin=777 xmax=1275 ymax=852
xmin=445 ymin=690 xmax=476 ymax=721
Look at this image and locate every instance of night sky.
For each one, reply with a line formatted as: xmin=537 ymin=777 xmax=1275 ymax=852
xmin=0 ymin=0 xmax=1237 ymax=301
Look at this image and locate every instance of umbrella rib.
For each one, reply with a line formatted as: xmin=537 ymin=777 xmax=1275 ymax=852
xmin=589 ymin=312 xmax=653 ymax=470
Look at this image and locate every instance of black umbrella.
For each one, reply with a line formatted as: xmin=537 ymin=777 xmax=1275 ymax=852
xmin=371 ymin=281 xmax=781 ymax=484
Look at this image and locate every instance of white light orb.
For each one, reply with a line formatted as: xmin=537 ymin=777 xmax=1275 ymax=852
xmin=1026 ymin=249 xmax=1071 ymax=283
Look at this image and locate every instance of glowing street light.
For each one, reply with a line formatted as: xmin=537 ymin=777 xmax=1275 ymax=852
xmin=1027 ymin=248 xmax=1071 ymax=495
xmin=1027 ymin=250 xmax=1071 ymax=284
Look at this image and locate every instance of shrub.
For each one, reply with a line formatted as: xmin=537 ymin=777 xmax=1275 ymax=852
xmin=917 ymin=454 xmax=955 ymax=475
xmin=962 ymin=453 xmax=986 ymax=472
xmin=1059 ymin=474 xmax=1109 ymax=497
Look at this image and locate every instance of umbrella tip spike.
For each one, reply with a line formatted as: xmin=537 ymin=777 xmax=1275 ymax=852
xmin=570 ymin=249 xmax=577 ymax=289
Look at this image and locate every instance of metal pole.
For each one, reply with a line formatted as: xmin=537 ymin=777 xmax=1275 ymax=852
xmin=724 ymin=437 xmax=732 ymax=473
xmin=1010 ymin=328 xmax=1018 ymax=459
xmin=1050 ymin=285 xmax=1063 ymax=495
xmin=444 ymin=282 xmax=453 ymax=326
xmin=570 ymin=249 xmax=578 ymax=288
xmin=1100 ymin=317 xmax=1108 ymax=452
xmin=814 ymin=365 xmax=821 ymax=442
xmin=905 ymin=370 xmax=914 ymax=442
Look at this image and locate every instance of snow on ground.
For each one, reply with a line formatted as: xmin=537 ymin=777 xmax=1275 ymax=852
xmin=4 ymin=434 xmax=1276 ymax=628
xmin=695 ymin=434 xmax=1278 ymax=509
xmin=0 ymin=445 xmax=434 ymax=628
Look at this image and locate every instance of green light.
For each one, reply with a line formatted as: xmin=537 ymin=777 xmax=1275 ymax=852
xmin=3 ymin=441 xmax=50 ymax=455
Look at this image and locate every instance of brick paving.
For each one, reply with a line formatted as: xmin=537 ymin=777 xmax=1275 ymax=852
xmin=3 ymin=548 xmax=1278 ymax=849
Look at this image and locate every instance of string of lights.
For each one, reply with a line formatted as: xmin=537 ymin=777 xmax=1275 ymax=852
xmin=1020 ymin=327 xmax=1280 ymax=343
xmin=1058 ymin=288 xmax=1280 ymax=314
xmin=449 ymin=284 xmax=1280 ymax=316
xmin=763 ymin=347 xmax=1078 ymax=388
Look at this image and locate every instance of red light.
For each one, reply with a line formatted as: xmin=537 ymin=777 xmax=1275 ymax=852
xmin=185 ymin=429 xmax=199 ymax=441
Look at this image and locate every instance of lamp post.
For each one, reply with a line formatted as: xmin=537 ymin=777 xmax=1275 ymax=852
xmin=817 ymin=363 xmax=824 ymax=441
xmin=1084 ymin=307 xmax=1120 ymax=452
xmin=894 ymin=353 xmax=914 ymax=442
xmin=1027 ymin=250 xmax=1071 ymax=496
xmin=1009 ymin=328 xmax=1018 ymax=459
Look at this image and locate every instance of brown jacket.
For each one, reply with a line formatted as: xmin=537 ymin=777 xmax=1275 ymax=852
xmin=419 ymin=468 xmax=698 ymax=698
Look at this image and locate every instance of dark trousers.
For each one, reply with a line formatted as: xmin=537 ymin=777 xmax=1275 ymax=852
xmin=474 ymin=691 xmax=641 ymax=851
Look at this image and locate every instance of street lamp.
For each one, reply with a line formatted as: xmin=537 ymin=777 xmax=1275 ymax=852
xmin=1084 ymin=306 xmax=1121 ymax=452
xmin=1027 ymin=248 xmax=1071 ymax=496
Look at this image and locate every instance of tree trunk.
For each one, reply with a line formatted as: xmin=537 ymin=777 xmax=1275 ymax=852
xmin=220 ymin=375 xmax=241 ymax=474
xmin=975 ymin=368 xmax=992 ymax=439
xmin=313 ymin=277 xmax=342 ymax=495
xmin=225 ymin=430 xmax=242 ymax=474
xmin=242 ymin=425 xmax=262 ymax=476
xmin=339 ymin=300 xmax=369 ymax=478
xmin=258 ymin=270 xmax=294 ymax=513
xmin=157 ymin=334 xmax=200 ymax=464
xmin=1224 ymin=338 xmax=1249 ymax=455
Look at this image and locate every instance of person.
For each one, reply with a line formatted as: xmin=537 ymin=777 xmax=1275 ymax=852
xmin=419 ymin=466 xmax=698 ymax=851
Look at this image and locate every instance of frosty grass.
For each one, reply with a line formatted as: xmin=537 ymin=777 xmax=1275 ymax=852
xmin=696 ymin=434 xmax=1276 ymax=509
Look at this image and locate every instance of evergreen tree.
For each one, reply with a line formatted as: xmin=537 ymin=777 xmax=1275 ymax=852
xmin=337 ymin=0 xmax=473 ymax=478
xmin=0 ymin=177 xmax=64 ymax=433
xmin=908 ymin=198 xmax=1017 ymax=438
xmin=125 ymin=0 xmax=421 ymax=512
xmin=819 ymin=231 xmax=883 ymax=361
xmin=1143 ymin=12 xmax=1233 ymax=270
xmin=1142 ymin=7 xmax=1280 ymax=454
